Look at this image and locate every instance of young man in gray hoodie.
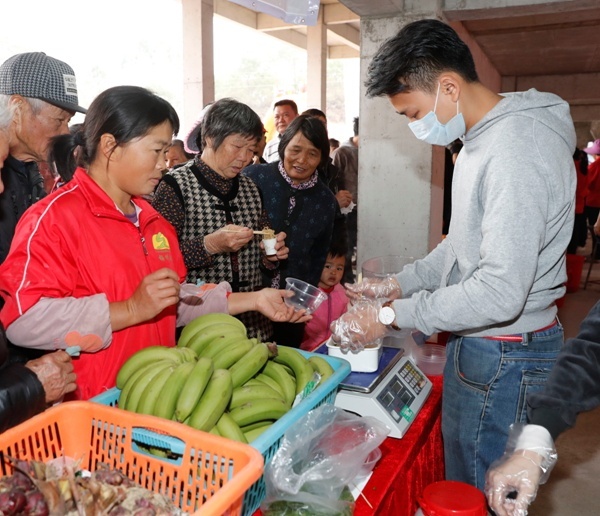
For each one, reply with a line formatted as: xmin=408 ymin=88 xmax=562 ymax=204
xmin=332 ymin=19 xmax=576 ymax=490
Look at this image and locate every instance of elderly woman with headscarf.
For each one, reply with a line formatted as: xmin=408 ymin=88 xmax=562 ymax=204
xmin=152 ymin=98 xmax=288 ymax=341
xmin=244 ymin=115 xmax=339 ymax=347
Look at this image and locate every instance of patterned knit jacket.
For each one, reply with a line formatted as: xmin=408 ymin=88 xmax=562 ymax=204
xmin=164 ymin=161 xmax=272 ymax=340
xmin=244 ymin=162 xmax=337 ymax=288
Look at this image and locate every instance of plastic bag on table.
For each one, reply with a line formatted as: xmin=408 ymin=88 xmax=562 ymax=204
xmin=261 ymin=404 xmax=390 ymax=515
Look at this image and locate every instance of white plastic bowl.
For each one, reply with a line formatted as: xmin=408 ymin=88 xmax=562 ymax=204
xmin=284 ymin=277 xmax=327 ymax=315
xmin=325 ymin=338 xmax=382 ymax=372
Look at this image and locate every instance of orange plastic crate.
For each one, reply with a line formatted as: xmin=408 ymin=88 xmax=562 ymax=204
xmin=0 ymin=401 xmax=264 ymax=515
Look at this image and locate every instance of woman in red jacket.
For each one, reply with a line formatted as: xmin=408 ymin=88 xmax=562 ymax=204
xmin=0 ymin=86 xmax=307 ymax=400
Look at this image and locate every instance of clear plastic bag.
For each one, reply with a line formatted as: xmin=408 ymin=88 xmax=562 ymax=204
xmin=261 ymin=404 xmax=390 ymax=515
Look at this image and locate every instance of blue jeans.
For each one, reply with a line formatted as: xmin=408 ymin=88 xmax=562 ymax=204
xmin=442 ymin=322 xmax=564 ymax=489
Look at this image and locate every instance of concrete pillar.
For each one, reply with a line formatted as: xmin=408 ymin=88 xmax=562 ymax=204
xmin=358 ymin=14 xmax=441 ymax=269
xmin=181 ymin=0 xmax=215 ymax=134
xmin=306 ymin=7 xmax=327 ymax=109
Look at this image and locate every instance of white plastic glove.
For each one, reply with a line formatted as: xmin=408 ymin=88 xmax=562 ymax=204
xmin=344 ymin=275 xmax=401 ymax=301
xmin=330 ymin=299 xmax=389 ymax=353
xmin=485 ymin=424 xmax=557 ymax=516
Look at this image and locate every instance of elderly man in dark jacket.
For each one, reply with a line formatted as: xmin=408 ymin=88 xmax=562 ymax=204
xmin=0 ymin=51 xmax=86 ymax=264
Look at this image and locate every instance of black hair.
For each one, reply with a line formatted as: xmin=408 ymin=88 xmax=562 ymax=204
xmin=273 ymin=99 xmax=298 ymax=114
xmin=201 ymin=98 xmax=263 ymax=151
xmin=278 ymin=115 xmax=330 ymax=169
xmin=365 ymin=19 xmax=479 ymax=98
xmin=302 ymin=108 xmax=327 ymax=120
xmin=49 ymin=86 xmax=179 ymax=180
xmin=329 ymin=138 xmax=340 ymax=149
xmin=328 ymin=234 xmax=348 ymax=259
xmin=352 ymin=117 xmax=359 ymax=137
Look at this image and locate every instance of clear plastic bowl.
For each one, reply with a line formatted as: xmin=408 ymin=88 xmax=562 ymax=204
xmin=284 ymin=277 xmax=327 ymax=315
xmin=414 ymin=344 xmax=446 ymax=377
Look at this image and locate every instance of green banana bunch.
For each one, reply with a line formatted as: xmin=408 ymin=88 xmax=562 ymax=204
xmin=308 ymin=355 xmax=334 ymax=384
xmin=153 ymin=361 xmax=196 ymax=420
xmin=212 ymin=338 xmax=255 ymax=370
xmin=188 ymin=368 xmax=233 ymax=432
xmin=175 ymin=346 xmax=198 ymax=362
xmin=253 ymin=373 xmax=290 ymax=399
xmin=116 ymin=345 xmax=181 ymax=389
xmin=229 ymin=398 xmax=289 ymax=427
xmin=216 ymin=412 xmax=247 ymax=443
xmin=174 ymin=357 xmax=214 ymax=422
xmin=273 ymin=346 xmax=315 ymax=395
xmin=229 ymin=342 xmax=270 ymax=388
xmin=112 ymin=316 xmax=339 ymax=451
xmin=229 ymin=384 xmax=285 ymax=410
xmin=119 ymin=361 xmax=168 ymax=409
xmin=198 ymin=333 xmax=247 ymax=360
xmin=121 ymin=361 xmax=174 ymax=413
xmin=177 ymin=312 xmax=246 ymax=348
xmin=187 ymin=325 xmax=247 ymax=357
xmin=242 ymin=421 xmax=273 ymax=442
xmin=240 ymin=419 xmax=276 ymax=433
xmin=136 ymin=364 xmax=176 ymax=415
xmin=261 ymin=361 xmax=296 ymax=407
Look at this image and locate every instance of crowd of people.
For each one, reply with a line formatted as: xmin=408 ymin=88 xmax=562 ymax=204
xmin=0 ymin=50 xmax=356 ymax=424
xmin=1 ymin=18 xmax=599 ymax=516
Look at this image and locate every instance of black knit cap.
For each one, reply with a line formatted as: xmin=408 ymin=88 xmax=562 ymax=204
xmin=0 ymin=52 xmax=87 ymax=113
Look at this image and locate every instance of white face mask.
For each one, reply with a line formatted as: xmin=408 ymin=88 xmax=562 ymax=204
xmin=408 ymin=83 xmax=465 ymax=146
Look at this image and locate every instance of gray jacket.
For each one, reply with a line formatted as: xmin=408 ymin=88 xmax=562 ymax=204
xmin=394 ymin=89 xmax=576 ymax=336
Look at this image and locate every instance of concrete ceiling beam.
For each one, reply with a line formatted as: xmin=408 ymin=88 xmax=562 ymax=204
xmin=267 ymin=29 xmax=307 ymax=49
xmin=327 ymin=24 xmax=360 ymax=49
xmin=329 ymin=45 xmax=360 ymax=59
xmin=214 ymin=0 xmax=257 ymax=28
xmin=514 ymin=72 xmax=600 ymax=102
xmin=443 ymin=0 xmax=600 ymax=21
xmin=323 ymin=3 xmax=360 ymax=24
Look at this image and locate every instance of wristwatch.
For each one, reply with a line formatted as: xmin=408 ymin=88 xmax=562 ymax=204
xmin=379 ymin=301 xmax=401 ymax=331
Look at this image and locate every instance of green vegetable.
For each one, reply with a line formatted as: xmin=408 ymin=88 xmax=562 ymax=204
xmin=263 ymin=485 xmax=354 ymax=516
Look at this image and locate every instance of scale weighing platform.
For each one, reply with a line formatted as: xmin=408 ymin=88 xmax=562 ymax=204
xmin=316 ymin=345 xmax=432 ymax=439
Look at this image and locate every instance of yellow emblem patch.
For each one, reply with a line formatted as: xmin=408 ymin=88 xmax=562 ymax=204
xmin=152 ymin=232 xmax=170 ymax=250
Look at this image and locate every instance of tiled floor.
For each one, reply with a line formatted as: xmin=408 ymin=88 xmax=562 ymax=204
xmin=529 ymin=248 xmax=600 ymax=515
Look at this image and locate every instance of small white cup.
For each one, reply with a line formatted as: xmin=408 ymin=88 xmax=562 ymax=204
xmin=263 ymin=238 xmax=277 ymax=256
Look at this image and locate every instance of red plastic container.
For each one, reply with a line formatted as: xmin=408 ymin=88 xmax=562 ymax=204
xmin=416 ymin=480 xmax=487 ymax=515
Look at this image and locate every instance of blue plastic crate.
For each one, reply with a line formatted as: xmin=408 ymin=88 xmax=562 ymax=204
xmin=91 ymin=350 xmax=351 ymax=516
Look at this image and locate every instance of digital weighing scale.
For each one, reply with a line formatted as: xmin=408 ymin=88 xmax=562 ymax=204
xmin=316 ymin=344 xmax=432 ymax=439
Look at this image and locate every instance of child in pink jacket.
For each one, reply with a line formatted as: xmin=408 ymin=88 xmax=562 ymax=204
xmin=301 ymin=243 xmax=349 ymax=351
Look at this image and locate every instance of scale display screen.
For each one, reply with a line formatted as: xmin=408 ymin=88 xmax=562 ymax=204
xmin=334 ymin=353 xmax=433 ymax=439
xmin=376 ymin=360 xmax=427 ymax=423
